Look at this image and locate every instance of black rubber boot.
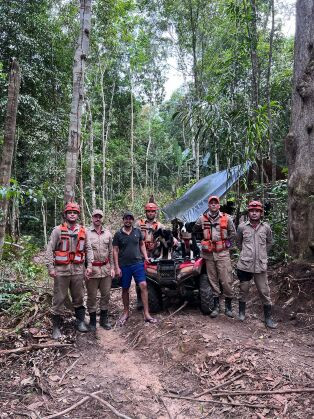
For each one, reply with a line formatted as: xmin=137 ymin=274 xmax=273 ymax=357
xmin=99 ymin=310 xmax=111 ymax=330
xmin=89 ymin=312 xmax=96 ymax=332
xmin=52 ymin=315 xmax=62 ymax=340
xmin=210 ymin=297 xmax=220 ymax=318
xmin=136 ymin=285 xmax=143 ymax=310
xmin=239 ymin=301 xmax=246 ymax=321
xmin=225 ymin=297 xmax=234 ymax=318
xmin=264 ymin=305 xmax=277 ymax=329
xmin=74 ymin=306 xmax=89 ymax=332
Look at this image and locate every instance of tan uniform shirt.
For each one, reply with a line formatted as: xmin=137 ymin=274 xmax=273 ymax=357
xmin=194 ymin=211 xmax=236 ymax=261
xmin=236 ymin=221 xmax=272 ymax=273
xmin=45 ymin=223 xmax=93 ymax=276
xmin=87 ymin=225 xmax=114 ymax=278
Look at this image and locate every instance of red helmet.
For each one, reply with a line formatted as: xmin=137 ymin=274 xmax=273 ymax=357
xmin=144 ymin=202 xmax=158 ymax=211
xmin=64 ymin=202 xmax=80 ymax=214
xmin=248 ymin=201 xmax=263 ymax=211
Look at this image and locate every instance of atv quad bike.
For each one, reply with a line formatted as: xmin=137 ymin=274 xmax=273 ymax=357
xmin=145 ymin=257 xmax=214 ymax=314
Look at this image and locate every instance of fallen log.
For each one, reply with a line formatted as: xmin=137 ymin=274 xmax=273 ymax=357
xmin=0 ymin=343 xmax=71 ymax=356
xmin=212 ymin=387 xmax=314 ymax=397
xmin=163 ymin=394 xmax=266 ymax=409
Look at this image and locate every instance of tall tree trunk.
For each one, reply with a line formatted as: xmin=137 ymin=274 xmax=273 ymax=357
xmin=0 ymin=58 xmax=21 ymax=259
xmin=87 ymin=100 xmax=96 ymax=209
xmin=247 ymin=0 xmax=260 ymax=110
xmin=102 ymin=79 xmax=115 ymax=213
xmin=130 ymin=77 xmax=134 ymax=205
xmin=266 ymin=0 xmax=276 ymax=184
xmin=100 ymin=67 xmax=107 ymax=213
xmin=285 ymin=0 xmax=314 ymax=260
xmin=145 ymin=107 xmax=152 ymax=188
xmin=79 ymin=143 xmax=85 ymax=225
xmin=64 ymin=0 xmax=92 ymax=203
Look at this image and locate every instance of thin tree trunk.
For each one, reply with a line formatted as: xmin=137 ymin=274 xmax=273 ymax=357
xmin=130 ymin=77 xmax=134 ymax=205
xmin=87 ymin=100 xmax=96 ymax=209
xmin=266 ymin=0 xmax=276 ymax=183
xmin=285 ymin=0 xmax=314 ymax=260
xmin=103 ymin=80 xmax=115 ymax=212
xmin=79 ymin=143 xmax=85 ymax=225
xmin=64 ymin=0 xmax=92 ymax=203
xmin=41 ymin=199 xmax=47 ymax=246
xmin=0 ymin=58 xmax=21 ymax=259
xmin=100 ymin=67 xmax=106 ymax=213
xmin=248 ymin=0 xmax=260 ymax=110
xmin=145 ymin=107 xmax=152 ymax=188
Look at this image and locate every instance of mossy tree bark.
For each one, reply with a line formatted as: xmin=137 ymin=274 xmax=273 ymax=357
xmin=64 ymin=0 xmax=92 ymax=204
xmin=0 ymin=58 xmax=21 ymax=259
xmin=285 ymin=0 xmax=314 ymax=260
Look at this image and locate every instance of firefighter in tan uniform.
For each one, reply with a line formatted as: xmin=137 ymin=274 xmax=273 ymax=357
xmin=86 ymin=209 xmax=115 ymax=331
xmin=236 ymin=201 xmax=277 ymax=329
xmin=46 ymin=202 xmax=93 ymax=339
xmin=194 ymin=195 xmax=236 ymax=318
xmin=134 ymin=202 xmax=164 ymax=309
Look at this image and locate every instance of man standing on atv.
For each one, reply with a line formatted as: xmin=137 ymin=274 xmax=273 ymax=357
xmin=194 ymin=196 xmax=236 ymax=318
xmin=134 ymin=201 xmax=164 ymax=309
xmin=236 ymin=201 xmax=277 ymax=329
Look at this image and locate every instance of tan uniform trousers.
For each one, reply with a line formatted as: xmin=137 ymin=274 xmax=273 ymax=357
xmin=239 ymin=271 xmax=271 ymax=305
xmin=86 ymin=276 xmax=112 ymax=313
xmin=205 ymin=253 xmax=233 ymax=298
xmin=52 ymin=275 xmax=84 ymax=315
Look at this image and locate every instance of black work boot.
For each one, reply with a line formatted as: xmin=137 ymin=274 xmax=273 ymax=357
xmin=89 ymin=312 xmax=96 ymax=332
xmin=74 ymin=306 xmax=89 ymax=332
xmin=239 ymin=301 xmax=246 ymax=321
xmin=225 ymin=297 xmax=234 ymax=318
xmin=52 ymin=315 xmax=62 ymax=340
xmin=136 ymin=285 xmax=143 ymax=310
xmin=264 ymin=305 xmax=277 ymax=329
xmin=99 ymin=310 xmax=111 ymax=330
xmin=210 ymin=297 xmax=220 ymax=318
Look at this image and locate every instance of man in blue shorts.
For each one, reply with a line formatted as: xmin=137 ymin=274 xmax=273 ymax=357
xmin=113 ymin=211 xmax=157 ymax=325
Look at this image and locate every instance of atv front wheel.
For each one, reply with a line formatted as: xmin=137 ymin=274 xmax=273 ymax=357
xmin=147 ymin=281 xmax=162 ymax=313
xmin=199 ymin=274 xmax=214 ymax=315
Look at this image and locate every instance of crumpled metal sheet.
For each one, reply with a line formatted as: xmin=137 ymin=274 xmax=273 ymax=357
xmin=162 ymin=162 xmax=251 ymax=222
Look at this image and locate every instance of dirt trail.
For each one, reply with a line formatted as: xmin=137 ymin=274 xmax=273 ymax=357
xmin=1 ymin=280 xmax=314 ymax=418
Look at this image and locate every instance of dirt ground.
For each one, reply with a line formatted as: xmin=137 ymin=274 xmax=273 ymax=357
xmin=0 ymin=265 xmax=313 ymax=419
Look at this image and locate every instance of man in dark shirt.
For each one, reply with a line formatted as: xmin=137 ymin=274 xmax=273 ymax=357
xmin=113 ymin=211 xmax=157 ymax=325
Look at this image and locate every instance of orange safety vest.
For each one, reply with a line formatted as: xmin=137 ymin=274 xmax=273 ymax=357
xmin=54 ymin=224 xmax=86 ymax=265
xmin=139 ymin=219 xmax=159 ymax=251
xmin=200 ymin=213 xmax=228 ymax=253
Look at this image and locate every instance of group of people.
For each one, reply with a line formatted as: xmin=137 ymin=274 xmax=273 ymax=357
xmin=45 ymin=196 xmax=276 ymax=339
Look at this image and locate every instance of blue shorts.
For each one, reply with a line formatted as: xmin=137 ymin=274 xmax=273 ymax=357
xmin=121 ymin=262 xmax=146 ymax=289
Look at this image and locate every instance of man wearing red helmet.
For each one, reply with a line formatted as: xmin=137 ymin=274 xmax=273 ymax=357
xmin=194 ymin=195 xmax=236 ymax=318
xmin=134 ymin=202 xmax=165 ymax=309
xmin=236 ymin=200 xmax=277 ymax=328
xmin=46 ymin=202 xmax=93 ymax=339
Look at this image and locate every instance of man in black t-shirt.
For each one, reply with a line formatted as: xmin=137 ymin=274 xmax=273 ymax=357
xmin=113 ymin=211 xmax=157 ymax=325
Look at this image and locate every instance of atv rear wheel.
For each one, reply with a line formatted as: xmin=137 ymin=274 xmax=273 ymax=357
xmin=199 ymin=274 xmax=214 ymax=315
xmin=147 ymin=281 xmax=162 ymax=313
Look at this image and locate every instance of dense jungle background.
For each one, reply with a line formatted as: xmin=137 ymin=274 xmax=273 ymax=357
xmin=0 ymin=1 xmax=313 ymax=418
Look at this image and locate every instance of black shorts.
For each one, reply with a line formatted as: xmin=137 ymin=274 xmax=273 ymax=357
xmin=237 ymin=269 xmax=254 ymax=282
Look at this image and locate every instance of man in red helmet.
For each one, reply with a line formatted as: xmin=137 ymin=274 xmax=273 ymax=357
xmin=134 ymin=202 xmax=165 ymax=309
xmin=46 ymin=202 xmax=93 ymax=339
xmin=236 ymin=201 xmax=276 ymax=328
xmin=194 ymin=195 xmax=236 ymax=318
